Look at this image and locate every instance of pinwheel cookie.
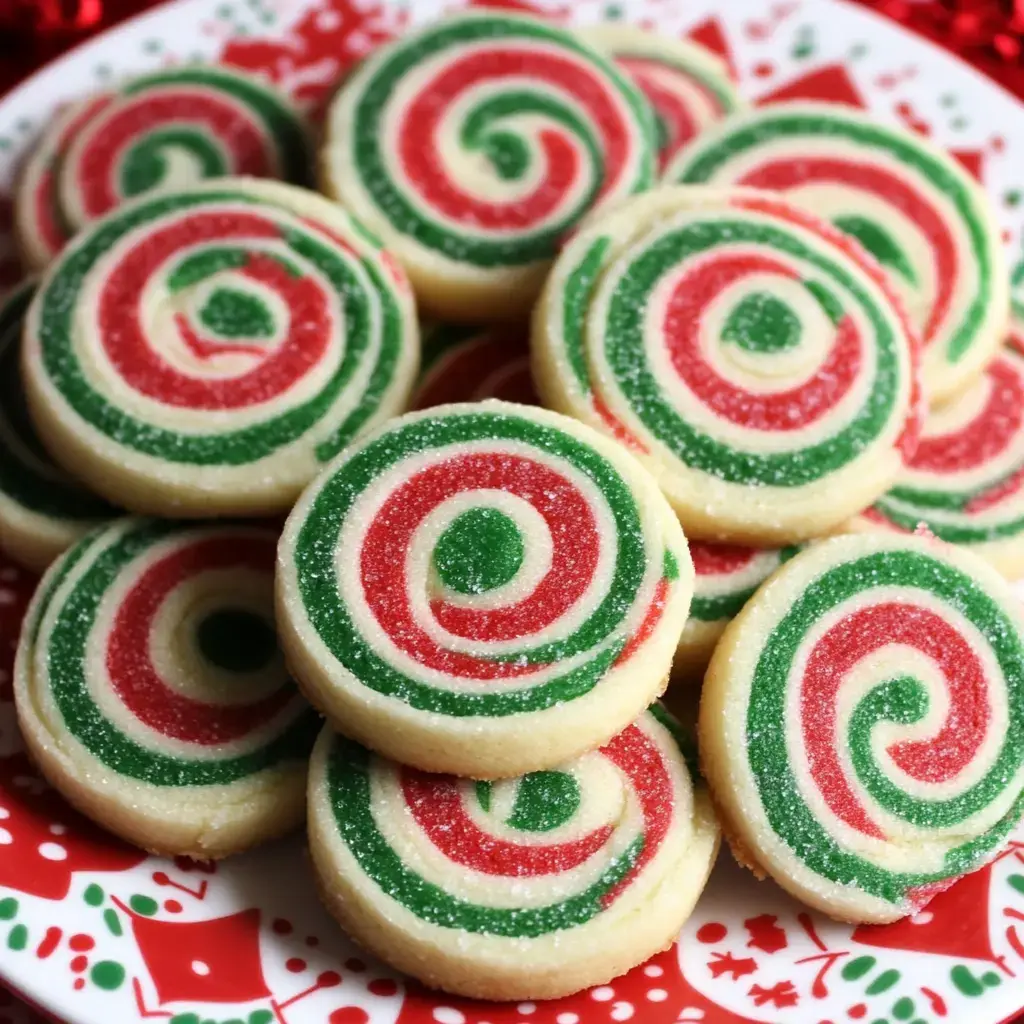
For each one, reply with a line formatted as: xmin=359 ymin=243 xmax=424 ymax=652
xmin=533 ymin=187 xmax=921 ymax=545
xmin=699 ymin=532 xmax=1024 ymax=924
xmin=320 ymin=11 xmax=657 ymax=323
xmin=851 ymin=316 xmax=1024 ymax=578
xmin=21 ymin=178 xmax=419 ymax=517
xmin=580 ymin=25 xmax=742 ymax=172
xmin=0 ymin=281 xmax=117 ymax=571
xmin=668 ymin=102 xmax=1008 ymax=403
xmin=675 ymin=541 xmax=798 ymax=680
xmin=15 ymin=66 xmax=310 ymax=271
xmin=277 ymin=401 xmax=693 ymax=778
xmin=15 ymin=520 xmax=320 ymax=858
xmin=412 ymin=324 xmax=536 ymax=408
xmin=308 ymin=706 xmax=719 ymax=1000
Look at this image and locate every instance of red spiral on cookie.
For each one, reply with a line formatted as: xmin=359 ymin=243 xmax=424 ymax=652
xmin=21 ymin=181 xmax=418 ymax=514
xmin=16 ymin=520 xmax=317 ymax=789
xmin=307 ymin=705 xmax=719 ymax=997
xmin=412 ymin=325 xmax=536 ymax=408
xmin=581 ymin=26 xmax=742 ymax=171
xmin=862 ymin=317 xmax=1024 ymax=573
xmin=668 ymin=103 xmax=1007 ymax=402
xmin=15 ymin=67 xmax=310 ymax=270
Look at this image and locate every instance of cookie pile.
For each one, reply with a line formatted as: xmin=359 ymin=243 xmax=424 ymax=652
xmin=4 ymin=5 xmax=1024 ymax=1005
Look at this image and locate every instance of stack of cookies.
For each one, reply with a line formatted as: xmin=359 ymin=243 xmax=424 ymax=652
xmin=3 ymin=6 xmax=1024 ymax=1007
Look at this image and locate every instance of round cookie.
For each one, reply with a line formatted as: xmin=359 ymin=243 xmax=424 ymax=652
xmin=851 ymin=316 xmax=1024 ymax=577
xmin=21 ymin=178 xmax=419 ymax=517
xmin=675 ymin=541 xmax=798 ymax=680
xmin=277 ymin=400 xmax=693 ymax=778
xmin=533 ymin=186 xmax=921 ymax=545
xmin=320 ymin=11 xmax=657 ymax=323
xmin=667 ymin=102 xmax=1008 ymax=404
xmin=412 ymin=324 xmax=536 ymax=408
xmin=15 ymin=66 xmax=310 ymax=271
xmin=0 ymin=281 xmax=117 ymax=571
xmin=699 ymin=532 xmax=1024 ymax=924
xmin=580 ymin=25 xmax=743 ymax=173
xmin=308 ymin=706 xmax=719 ymax=1000
xmin=14 ymin=519 xmax=320 ymax=858
xmin=14 ymin=94 xmax=114 ymax=272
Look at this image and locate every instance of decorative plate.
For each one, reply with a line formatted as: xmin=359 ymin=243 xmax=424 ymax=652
xmin=1 ymin=1 xmax=1024 ymax=1022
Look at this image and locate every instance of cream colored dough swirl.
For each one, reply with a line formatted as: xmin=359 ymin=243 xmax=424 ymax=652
xmin=15 ymin=66 xmax=311 ymax=271
xmin=533 ymin=187 xmax=920 ymax=545
xmin=852 ymin=316 xmax=1024 ymax=577
xmin=0 ymin=281 xmax=117 ymax=571
xmin=277 ymin=400 xmax=692 ymax=778
xmin=308 ymin=707 xmax=719 ymax=1000
xmin=15 ymin=519 xmax=319 ymax=858
xmin=320 ymin=11 xmax=657 ymax=322
xmin=581 ymin=25 xmax=743 ymax=172
xmin=668 ymin=102 xmax=1008 ymax=403
xmin=21 ymin=178 xmax=419 ymax=517
xmin=699 ymin=532 xmax=1024 ymax=923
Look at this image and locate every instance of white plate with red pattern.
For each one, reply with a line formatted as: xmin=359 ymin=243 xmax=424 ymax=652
xmin=1 ymin=1 xmax=1024 ymax=1022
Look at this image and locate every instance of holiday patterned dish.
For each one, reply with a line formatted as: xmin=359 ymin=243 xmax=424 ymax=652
xmin=1 ymin=0 xmax=1024 ymax=1022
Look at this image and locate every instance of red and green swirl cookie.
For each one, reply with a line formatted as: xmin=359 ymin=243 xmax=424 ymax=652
xmin=668 ymin=102 xmax=1008 ymax=403
xmin=15 ymin=66 xmax=310 ymax=271
xmin=0 ymin=281 xmax=117 ymax=571
xmin=277 ymin=401 xmax=692 ymax=778
xmin=320 ymin=11 xmax=657 ymax=323
xmin=675 ymin=541 xmax=797 ymax=679
xmin=21 ymin=179 xmax=419 ymax=516
xmin=855 ymin=316 xmax=1024 ymax=576
xmin=308 ymin=706 xmax=719 ymax=1000
xmin=412 ymin=324 xmax=536 ymax=408
xmin=14 ymin=519 xmax=319 ymax=858
xmin=533 ymin=187 xmax=921 ymax=545
xmin=699 ymin=532 xmax=1024 ymax=923
xmin=581 ymin=25 xmax=742 ymax=173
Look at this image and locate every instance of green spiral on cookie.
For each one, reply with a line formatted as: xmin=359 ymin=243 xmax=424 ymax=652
xmin=668 ymin=103 xmax=1006 ymax=400
xmin=689 ymin=541 xmax=797 ymax=624
xmin=868 ymin=320 xmax=1024 ymax=550
xmin=314 ymin=707 xmax=694 ymax=936
xmin=0 ymin=281 xmax=116 ymax=567
xmin=546 ymin=191 xmax=918 ymax=487
xmin=23 ymin=184 xmax=417 ymax=492
xmin=581 ymin=26 xmax=741 ymax=172
xmin=324 ymin=11 xmax=656 ymax=270
xmin=23 ymin=520 xmax=318 ymax=786
xmin=745 ymin=538 xmax=1024 ymax=912
xmin=284 ymin=404 xmax=682 ymax=718
xmin=17 ymin=67 xmax=310 ymax=266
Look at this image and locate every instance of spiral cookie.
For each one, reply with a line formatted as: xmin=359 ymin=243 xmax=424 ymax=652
xmin=21 ymin=178 xmax=419 ymax=516
xmin=15 ymin=67 xmax=310 ymax=270
xmin=412 ymin=324 xmax=537 ymax=408
xmin=0 ymin=281 xmax=117 ymax=572
xmin=668 ymin=102 xmax=1008 ymax=403
xmin=533 ymin=187 xmax=920 ymax=545
xmin=676 ymin=541 xmax=797 ymax=679
xmin=14 ymin=93 xmax=114 ymax=272
xmin=320 ymin=11 xmax=656 ymax=323
xmin=853 ymin=317 xmax=1024 ymax=577
xmin=581 ymin=25 xmax=742 ymax=173
xmin=699 ymin=532 xmax=1024 ymax=923
xmin=308 ymin=706 xmax=719 ymax=1000
xmin=278 ymin=400 xmax=692 ymax=778
xmin=14 ymin=519 xmax=319 ymax=857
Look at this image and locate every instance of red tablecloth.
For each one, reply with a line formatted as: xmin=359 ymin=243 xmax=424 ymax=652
xmin=0 ymin=2 xmax=1021 ymax=1023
